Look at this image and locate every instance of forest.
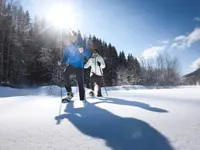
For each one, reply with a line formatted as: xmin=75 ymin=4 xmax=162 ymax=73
xmin=0 ymin=0 xmax=181 ymax=88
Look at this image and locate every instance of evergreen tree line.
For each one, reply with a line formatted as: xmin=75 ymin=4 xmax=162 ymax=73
xmin=0 ymin=0 xmax=181 ymax=88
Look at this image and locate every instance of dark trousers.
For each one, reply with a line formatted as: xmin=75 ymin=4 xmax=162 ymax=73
xmin=90 ymin=74 xmax=102 ymax=96
xmin=64 ymin=65 xmax=85 ymax=100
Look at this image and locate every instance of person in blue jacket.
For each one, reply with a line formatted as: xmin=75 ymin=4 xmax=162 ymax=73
xmin=58 ymin=31 xmax=91 ymax=103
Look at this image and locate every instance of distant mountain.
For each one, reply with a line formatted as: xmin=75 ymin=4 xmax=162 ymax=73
xmin=183 ymin=68 xmax=200 ymax=78
xmin=182 ymin=68 xmax=200 ymax=85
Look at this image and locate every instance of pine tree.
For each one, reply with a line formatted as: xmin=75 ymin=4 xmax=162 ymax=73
xmin=1 ymin=0 xmax=180 ymax=87
xmin=118 ymin=51 xmax=127 ymax=67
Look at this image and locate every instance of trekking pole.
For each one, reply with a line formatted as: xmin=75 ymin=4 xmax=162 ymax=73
xmin=76 ymin=79 xmax=78 ymax=93
xmin=48 ymin=65 xmax=54 ymax=93
xmin=58 ymin=68 xmax=63 ymax=116
xmin=81 ymin=54 xmax=86 ymax=100
xmin=58 ymin=25 xmax=64 ymax=116
xmin=98 ymin=64 xmax=108 ymax=97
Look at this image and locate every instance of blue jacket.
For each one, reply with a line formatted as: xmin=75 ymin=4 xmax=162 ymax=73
xmin=61 ymin=40 xmax=91 ymax=68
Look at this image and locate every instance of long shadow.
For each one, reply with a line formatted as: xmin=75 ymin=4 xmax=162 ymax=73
xmin=118 ymin=93 xmax=200 ymax=105
xmin=96 ymin=97 xmax=169 ymax=113
xmin=55 ymin=101 xmax=174 ymax=150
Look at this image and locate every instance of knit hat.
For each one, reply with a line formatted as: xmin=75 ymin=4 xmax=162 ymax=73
xmin=63 ymin=30 xmax=78 ymax=42
xmin=93 ymin=49 xmax=99 ymax=53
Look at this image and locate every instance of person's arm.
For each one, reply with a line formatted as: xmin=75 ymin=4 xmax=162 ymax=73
xmin=84 ymin=58 xmax=91 ymax=69
xmin=61 ymin=47 xmax=69 ymax=65
xmin=81 ymin=42 xmax=92 ymax=58
xmin=97 ymin=56 xmax=106 ymax=69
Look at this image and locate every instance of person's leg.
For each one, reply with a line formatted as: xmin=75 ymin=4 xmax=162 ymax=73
xmin=63 ymin=65 xmax=74 ymax=98
xmin=96 ymin=75 xmax=103 ymax=97
xmin=90 ymin=75 xmax=95 ymax=91
xmin=88 ymin=75 xmax=95 ymax=96
xmin=75 ymin=68 xmax=85 ymax=100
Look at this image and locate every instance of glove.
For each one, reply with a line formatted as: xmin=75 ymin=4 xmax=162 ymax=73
xmin=58 ymin=60 xmax=62 ymax=66
xmin=79 ymin=47 xmax=84 ymax=53
xmin=97 ymin=62 xmax=101 ymax=66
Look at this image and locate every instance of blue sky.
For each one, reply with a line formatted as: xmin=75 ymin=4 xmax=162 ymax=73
xmin=21 ymin=0 xmax=200 ymax=75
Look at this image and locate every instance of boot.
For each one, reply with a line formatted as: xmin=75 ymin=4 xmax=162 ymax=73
xmin=97 ymin=88 xmax=102 ymax=97
xmin=62 ymin=92 xmax=74 ymax=103
xmin=89 ymin=91 xmax=94 ymax=97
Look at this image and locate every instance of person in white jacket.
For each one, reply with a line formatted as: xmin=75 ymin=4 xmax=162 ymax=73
xmin=84 ymin=49 xmax=106 ymax=97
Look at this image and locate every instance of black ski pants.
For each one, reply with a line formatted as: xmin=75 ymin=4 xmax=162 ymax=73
xmin=64 ymin=65 xmax=85 ymax=100
xmin=90 ymin=74 xmax=103 ymax=96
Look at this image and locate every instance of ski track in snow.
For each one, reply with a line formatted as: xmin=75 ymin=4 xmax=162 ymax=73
xmin=0 ymin=86 xmax=200 ymax=150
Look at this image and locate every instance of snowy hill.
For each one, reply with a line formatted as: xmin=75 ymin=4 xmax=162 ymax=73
xmin=0 ymin=85 xmax=200 ymax=150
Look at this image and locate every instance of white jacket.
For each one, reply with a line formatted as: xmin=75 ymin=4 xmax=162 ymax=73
xmin=84 ymin=54 xmax=106 ymax=77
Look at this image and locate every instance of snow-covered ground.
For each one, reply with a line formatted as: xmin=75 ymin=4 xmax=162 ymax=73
xmin=0 ymin=85 xmax=200 ymax=150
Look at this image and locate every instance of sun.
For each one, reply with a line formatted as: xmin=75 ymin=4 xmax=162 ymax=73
xmin=46 ymin=3 xmax=76 ymax=29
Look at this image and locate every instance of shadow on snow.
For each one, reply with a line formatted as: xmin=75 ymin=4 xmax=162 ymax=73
xmin=55 ymin=98 xmax=173 ymax=150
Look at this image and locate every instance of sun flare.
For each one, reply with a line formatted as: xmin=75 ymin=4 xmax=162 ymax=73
xmin=46 ymin=3 xmax=76 ymax=29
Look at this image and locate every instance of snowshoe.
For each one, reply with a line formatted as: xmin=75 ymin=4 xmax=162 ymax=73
xmin=89 ymin=91 xmax=94 ymax=97
xmin=62 ymin=98 xmax=72 ymax=103
xmin=97 ymin=94 xmax=103 ymax=97
xmin=62 ymin=92 xmax=74 ymax=103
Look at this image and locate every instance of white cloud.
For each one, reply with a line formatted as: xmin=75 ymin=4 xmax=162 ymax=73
xmin=161 ymin=40 xmax=169 ymax=44
xmin=187 ymin=27 xmax=200 ymax=47
xmin=191 ymin=57 xmax=200 ymax=69
xmin=171 ymin=27 xmax=200 ymax=50
xmin=174 ymin=35 xmax=187 ymax=41
xmin=171 ymin=35 xmax=187 ymax=50
xmin=171 ymin=43 xmax=178 ymax=48
xmin=141 ymin=46 xmax=166 ymax=59
xmin=170 ymin=41 xmax=187 ymax=50
xmin=194 ymin=17 xmax=200 ymax=22
xmin=157 ymin=40 xmax=169 ymax=44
